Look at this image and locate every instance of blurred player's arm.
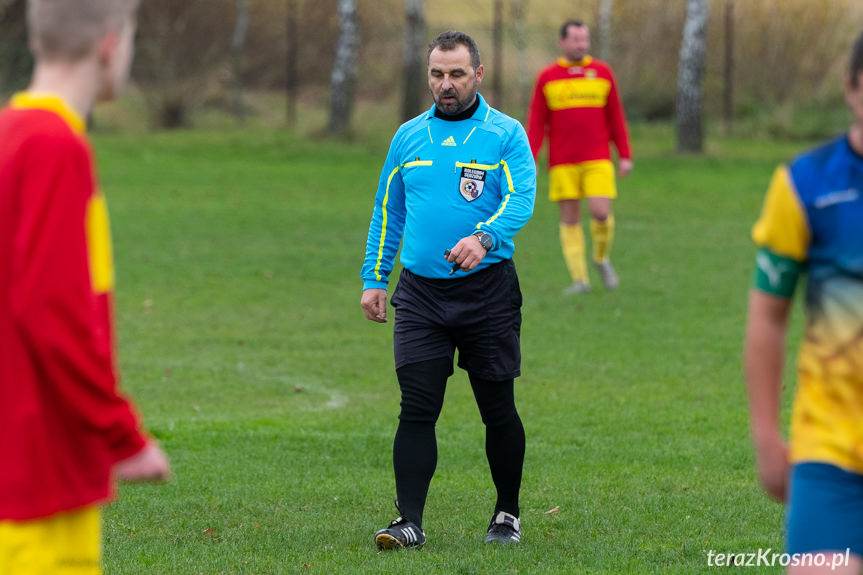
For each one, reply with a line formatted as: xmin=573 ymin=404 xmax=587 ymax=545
xmin=744 ymin=165 xmax=809 ymax=502
xmin=526 ymin=73 xmax=549 ymax=160
xmin=744 ymin=288 xmax=792 ymax=502
xmin=604 ymin=67 xmax=632 ymax=177
xmin=9 ymin=137 xmax=167 ymax=479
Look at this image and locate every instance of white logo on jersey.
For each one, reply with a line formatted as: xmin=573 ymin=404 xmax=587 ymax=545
xmin=441 ymin=136 xmax=457 ymax=147
xmin=459 ymin=166 xmax=486 ymax=202
xmin=814 ymin=188 xmax=859 ymax=209
xmin=756 ymin=252 xmax=789 ymax=288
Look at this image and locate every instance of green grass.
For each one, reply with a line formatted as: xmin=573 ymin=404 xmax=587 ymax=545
xmin=95 ymin=123 xmax=808 ymax=574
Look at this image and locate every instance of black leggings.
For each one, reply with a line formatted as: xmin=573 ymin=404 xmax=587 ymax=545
xmin=392 ymin=357 xmax=525 ymax=528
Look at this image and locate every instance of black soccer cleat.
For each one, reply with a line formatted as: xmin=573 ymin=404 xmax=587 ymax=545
xmin=484 ymin=511 xmax=521 ymax=544
xmin=374 ymin=516 xmax=426 ymax=550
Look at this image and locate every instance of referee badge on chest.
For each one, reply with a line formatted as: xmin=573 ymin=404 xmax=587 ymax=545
xmin=459 ymin=166 xmax=486 ymax=202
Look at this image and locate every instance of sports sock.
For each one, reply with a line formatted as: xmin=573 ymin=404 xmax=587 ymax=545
xmin=393 ymin=358 xmax=451 ymax=529
xmin=470 ymin=376 xmax=524 ymax=518
xmin=559 ymin=222 xmax=588 ymax=284
xmin=485 ymin=412 xmax=525 ymax=517
xmin=393 ymin=420 xmax=436 ymax=529
xmin=590 ymin=214 xmax=615 ymax=263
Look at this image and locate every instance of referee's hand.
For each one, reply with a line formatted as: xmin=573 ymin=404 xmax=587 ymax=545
xmin=446 ymin=235 xmax=488 ymax=273
xmin=361 ymin=288 xmax=388 ymax=323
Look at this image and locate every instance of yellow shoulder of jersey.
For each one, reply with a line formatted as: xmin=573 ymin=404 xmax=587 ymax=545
xmin=751 ymin=166 xmax=810 ymax=262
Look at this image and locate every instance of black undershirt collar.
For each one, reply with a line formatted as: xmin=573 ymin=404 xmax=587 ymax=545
xmin=434 ymin=96 xmax=480 ymax=121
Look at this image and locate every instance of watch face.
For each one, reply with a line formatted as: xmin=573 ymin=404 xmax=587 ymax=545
xmin=476 ymin=232 xmax=492 ymax=250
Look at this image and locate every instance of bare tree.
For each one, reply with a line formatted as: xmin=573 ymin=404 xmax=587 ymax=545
xmin=722 ymin=1 xmax=734 ymax=135
xmin=676 ymin=0 xmax=710 ymax=153
xmin=135 ymin=0 xmax=236 ymax=129
xmin=231 ymin=0 xmax=249 ymax=123
xmin=511 ymin=0 xmax=530 ymax=112
xmin=328 ymin=0 xmax=359 ymax=134
xmin=492 ymin=0 xmax=503 ymax=108
xmin=0 ymin=0 xmax=29 ymax=95
xmin=401 ymin=0 xmax=425 ymax=121
xmin=598 ymin=0 xmax=613 ymax=62
xmin=285 ymin=0 xmax=299 ymax=128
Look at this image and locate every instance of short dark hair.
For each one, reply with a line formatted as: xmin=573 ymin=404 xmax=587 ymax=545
xmin=560 ymin=20 xmax=587 ymax=40
xmin=851 ymin=29 xmax=863 ymax=88
xmin=427 ymin=30 xmax=481 ymax=70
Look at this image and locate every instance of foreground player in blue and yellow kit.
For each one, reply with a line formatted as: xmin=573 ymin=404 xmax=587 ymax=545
xmin=361 ymin=31 xmax=535 ymax=549
xmin=745 ymin=30 xmax=863 ymax=575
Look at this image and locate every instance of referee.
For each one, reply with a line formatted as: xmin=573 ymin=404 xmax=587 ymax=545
xmin=361 ymin=30 xmax=536 ymax=549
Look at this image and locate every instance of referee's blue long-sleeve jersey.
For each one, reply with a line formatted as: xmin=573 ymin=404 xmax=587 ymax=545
xmin=362 ymin=94 xmax=536 ymax=290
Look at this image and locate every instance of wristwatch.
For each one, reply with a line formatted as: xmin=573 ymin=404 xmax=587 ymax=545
xmin=473 ymin=231 xmax=493 ymax=251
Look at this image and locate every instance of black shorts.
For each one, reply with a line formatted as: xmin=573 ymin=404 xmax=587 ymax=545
xmin=391 ymin=259 xmax=522 ymax=380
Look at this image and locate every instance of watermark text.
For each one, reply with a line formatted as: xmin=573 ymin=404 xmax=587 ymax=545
xmin=706 ymin=548 xmax=850 ymax=569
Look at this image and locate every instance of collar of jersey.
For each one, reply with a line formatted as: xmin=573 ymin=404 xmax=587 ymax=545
xmin=424 ymin=92 xmax=490 ymax=123
xmin=10 ymin=92 xmax=86 ymax=135
xmin=557 ymin=56 xmax=593 ymax=68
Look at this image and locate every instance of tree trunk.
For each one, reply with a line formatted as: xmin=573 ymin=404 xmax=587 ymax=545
xmin=328 ymin=0 xmax=359 ymax=134
xmin=511 ymin=0 xmax=530 ymax=113
xmin=401 ymin=0 xmax=425 ymax=121
xmin=492 ymin=0 xmax=503 ymax=108
xmin=676 ymin=0 xmax=710 ymax=153
xmin=598 ymin=0 xmax=613 ymax=62
xmin=231 ymin=0 xmax=249 ymax=123
xmin=722 ymin=1 xmax=734 ymax=135
xmin=285 ymin=0 xmax=298 ymax=128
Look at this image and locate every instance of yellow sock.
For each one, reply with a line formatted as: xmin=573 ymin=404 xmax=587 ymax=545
xmin=559 ymin=222 xmax=588 ymax=284
xmin=590 ymin=214 xmax=615 ymax=263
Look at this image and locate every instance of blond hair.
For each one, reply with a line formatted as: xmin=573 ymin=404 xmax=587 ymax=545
xmin=27 ymin=0 xmax=138 ymax=61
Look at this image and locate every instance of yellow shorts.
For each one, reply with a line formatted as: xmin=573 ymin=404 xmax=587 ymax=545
xmin=549 ymin=160 xmax=617 ymax=201
xmin=0 ymin=506 xmax=101 ymax=575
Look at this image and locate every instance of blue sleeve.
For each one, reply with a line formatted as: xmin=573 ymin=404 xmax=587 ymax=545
xmin=361 ymin=135 xmax=406 ymax=290
xmin=475 ymin=123 xmax=536 ymax=249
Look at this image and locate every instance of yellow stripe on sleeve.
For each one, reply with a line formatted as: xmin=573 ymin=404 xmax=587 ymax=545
xmin=374 ymin=166 xmax=402 ymax=281
xmin=751 ymin=166 xmax=810 ymax=262
xmin=85 ymin=193 xmax=115 ymax=294
xmin=478 ymin=160 xmax=514 ymax=228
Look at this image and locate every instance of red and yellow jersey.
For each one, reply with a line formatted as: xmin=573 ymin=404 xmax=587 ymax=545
xmin=527 ymin=56 xmax=631 ymax=168
xmin=751 ymin=135 xmax=863 ymax=474
xmin=0 ymin=93 xmax=147 ymax=520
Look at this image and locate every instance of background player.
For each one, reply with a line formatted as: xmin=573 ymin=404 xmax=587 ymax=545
xmin=527 ymin=19 xmax=632 ymax=294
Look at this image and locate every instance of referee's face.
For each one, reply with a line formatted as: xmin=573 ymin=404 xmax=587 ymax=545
xmin=428 ymin=45 xmax=484 ymax=116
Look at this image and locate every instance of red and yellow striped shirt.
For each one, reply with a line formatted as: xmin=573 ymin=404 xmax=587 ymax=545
xmin=527 ymin=57 xmax=631 ymax=167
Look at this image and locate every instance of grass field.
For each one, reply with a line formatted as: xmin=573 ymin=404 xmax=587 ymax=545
xmin=94 ymin=122 xmax=810 ymax=574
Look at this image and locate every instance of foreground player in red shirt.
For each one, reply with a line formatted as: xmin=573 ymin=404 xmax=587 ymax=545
xmin=527 ymin=20 xmax=632 ymax=294
xmin=0 ymin=1 xmax=170 ymax=572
